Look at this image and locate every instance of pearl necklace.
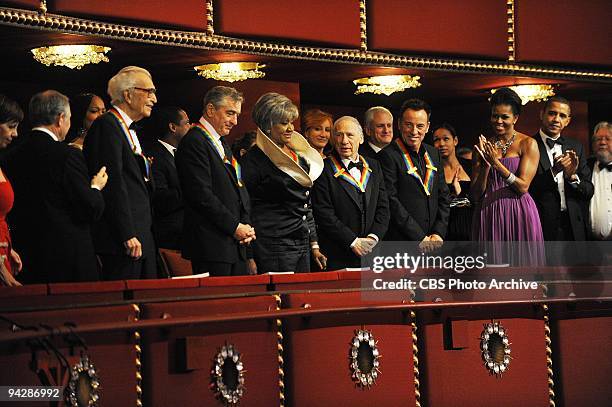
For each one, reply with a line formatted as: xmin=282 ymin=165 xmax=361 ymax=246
xmin=495 ymin=132 xmax=516 ymax=157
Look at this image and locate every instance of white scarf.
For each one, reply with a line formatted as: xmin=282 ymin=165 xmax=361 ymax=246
xmin=255 ymin=128 xmax=324 ymax=187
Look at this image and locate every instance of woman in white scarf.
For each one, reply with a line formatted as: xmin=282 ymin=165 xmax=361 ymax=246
xmin=241 ymin=93 xmax=327 ymax=273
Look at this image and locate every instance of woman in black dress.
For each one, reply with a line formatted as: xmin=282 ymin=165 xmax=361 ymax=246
xmin=433 ymin=123 xmax=472 ymax=241
xmin=241 ymin=93 xmax=327 ymax=273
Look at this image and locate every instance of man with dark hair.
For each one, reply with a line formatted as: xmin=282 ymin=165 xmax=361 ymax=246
xmin=530 ymin=96 xmax=593 ymax=245
xmin=378 ymin=99 xmax=450 ymax=251
xmin=175 ymin=86 xmax=255 ymax=276
xmin=84 ymin=66 xmax=158 ymax=280
xmin=147 ymin=106 xmax=190 ymax=250
xmin=6 ymin=90 xmax=107 ymax=283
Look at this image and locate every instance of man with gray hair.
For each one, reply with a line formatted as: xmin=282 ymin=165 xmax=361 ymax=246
xmin=175 ymin=86 xmax=255 ymax=276
xmin=359 ymin=106 xmax=394 ymax=159
xmin=6 ymin=90 xmax=107 ymax=283
xmin=312 ymin=116 xmax=389 ymax=270
xmin=84 ymin=66 xmax=158 ymax=280
xmin=588 ymin=121 xmax=612 ymax=240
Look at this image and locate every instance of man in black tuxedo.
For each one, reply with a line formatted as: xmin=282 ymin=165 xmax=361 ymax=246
xmin=588 ymin=121 xmax=612 ymax=241
xmin=147 ymin=106 xmax=190 ymax=250
xmin=379 ymin=99 xmax=450 ymax=251
xmin=175 ymin=86 xmax=255 ymax=276
xmin=312 ymin=116 xmax=389 ymax=270
xmin=84 ymin=66 xmax=158 ymax=280
xmin=359 ymin=106 xmax=394 ymax=159
xmin=530 ymin=96 xmax=593 ymax=245
xmin=7 ymin=90 xmax=107 ymax=283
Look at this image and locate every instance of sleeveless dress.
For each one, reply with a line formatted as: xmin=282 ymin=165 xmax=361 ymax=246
xmin=446 ymin=157 xmax=474 ymax=241
xmin=447 ymin=180 xmax=473 ymax=241
xmin=0 ymin=178 xmax=15 ymax=273
xmin=472 ymin=157 xmax=545 ymax=266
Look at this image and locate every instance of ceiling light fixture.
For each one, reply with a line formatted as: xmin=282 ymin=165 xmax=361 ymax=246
xmin=491 ymin=84 xmax=555 ymax=105
xmin=194 ymin=62 xmax=266 ymax=82
xmin=31 ymin=45 xmax=111 ymax=69
xmin=353 ymin=75 xmax=421 ymax=96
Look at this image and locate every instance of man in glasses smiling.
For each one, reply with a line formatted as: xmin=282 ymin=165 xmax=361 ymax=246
xmin=83 ymin=66 xmax=159 ymax=280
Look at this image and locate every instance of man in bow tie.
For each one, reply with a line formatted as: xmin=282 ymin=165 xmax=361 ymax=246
xmin=84 ymin=66 xmax=158 ymax=280
xmin=312 ymin=116 xmax=389 ymax=270
xmin=530 ymin=96 xmax=593 ymax=256
xmin=588 ymin=122 xmax=612 ymax=240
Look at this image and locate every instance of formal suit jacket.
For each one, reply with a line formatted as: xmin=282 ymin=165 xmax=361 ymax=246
xmin=586 ymin=156 xmax=609 ymax=241
xmin=359 ymin=142 xmax=380 ymax=160
xmin=148 ymin=141 xmax=183 ymax=249
xmin=241 ymin=146 xmax=317 ymax=241
xmin=175 ymin=125 xmax=250 ymax=263
xmin=83 ymin=113 xmax=155 ymax=259
xmin=530 ymin=133 xmax=593 ymax=240
xmin=5 ymin=130 xmax=104 ymax=283
xmin=378 ymin=141 xmax=450 ymax=241
xmin=312 ymin=154 xmax=389 ymax=269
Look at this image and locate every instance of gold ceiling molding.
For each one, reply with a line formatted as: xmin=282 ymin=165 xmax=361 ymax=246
xmin=359 ymin=0 xmax=367 ymax=52
xmin=542 ymin=304 xmax=556 ymax=406
xmin=205 ymin=0 xmax=214 ymax=35
xmin=506 ymin=0 xmax=515 ymax=62
xmin=0 ymin=7 xmax=610 ymax=82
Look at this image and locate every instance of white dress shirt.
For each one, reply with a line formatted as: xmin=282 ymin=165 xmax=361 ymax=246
xmin=539 ymin=129 xmax=567 ymax=211
xmin=199 ymin=117 xmax=225 ymax=160
xmin=368 ymin=141 xmax=382 ymax=153
xmin=590 ymin=161 xmax=612 ymax=240
xmin=158 ymin=139 xmax=176 ymax=157
xmin=113 ymin=106 xmax=144 ymax=155
xmin=341 ymin=157 xmax=362 ymax=182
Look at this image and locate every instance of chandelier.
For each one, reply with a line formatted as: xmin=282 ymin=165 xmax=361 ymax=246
xmin=491 ymin=84 xmax=555 ymax=105
xmin=194 ymin=62 xmax=266 ymax=82
xmin=31 ymin=45 xmax=111 ymax=69
xmin=353 ymin=75 xmax=421 ymax=96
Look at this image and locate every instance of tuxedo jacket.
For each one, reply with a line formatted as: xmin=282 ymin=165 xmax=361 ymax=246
xmin=175 ymin=126 xmax=250 ymax=263
xmin=6 ymin=130 xmax=104 ymax=283
xmin=378 ymin=141 xmax=450 ymax=240
xmin=530 ymin=133 xmax=593 ymax=241
xmin=148 ymin=141 xmax=183 ymax=249
xmin=312 ymin=155 xmax=389 ymax=270
xmin=83 ymin=113 xmax=155 ymax=259
xmin=358 ymin=142 xmax=380 ymax=160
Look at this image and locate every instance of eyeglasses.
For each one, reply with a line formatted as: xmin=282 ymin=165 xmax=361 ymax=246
xmin=133 ymin=87 xmax=157 ymax=97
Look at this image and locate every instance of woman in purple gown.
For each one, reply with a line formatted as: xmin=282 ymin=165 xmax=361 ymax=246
xmin=471 ymin=87 xmax=545 ymax=266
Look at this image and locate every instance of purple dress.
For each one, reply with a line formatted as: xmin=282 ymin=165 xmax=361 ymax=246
xmin=472 ymin=157 xmax=545 ymax=266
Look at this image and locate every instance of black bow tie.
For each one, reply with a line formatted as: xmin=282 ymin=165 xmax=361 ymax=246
xmin=347 ymin=161 xmax=363 ymax=171
xmin=602 ymin=162 xmax=612 ymax=172
xmin=129 ymin=121 xmax=143 ymax=132
xmin=545 ymin=136 xmax=564 ymax=150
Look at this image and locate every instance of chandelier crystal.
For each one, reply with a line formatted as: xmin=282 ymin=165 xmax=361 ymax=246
xmin=31 ymin=45 xmax=111 ymax=69
xmin=194 ymin=62 xmax=266 ymax=82
xmin=353 ymin=75 xmax=421 ymax=96
xmin=491 ymin=84 xmax=555 ymax=105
